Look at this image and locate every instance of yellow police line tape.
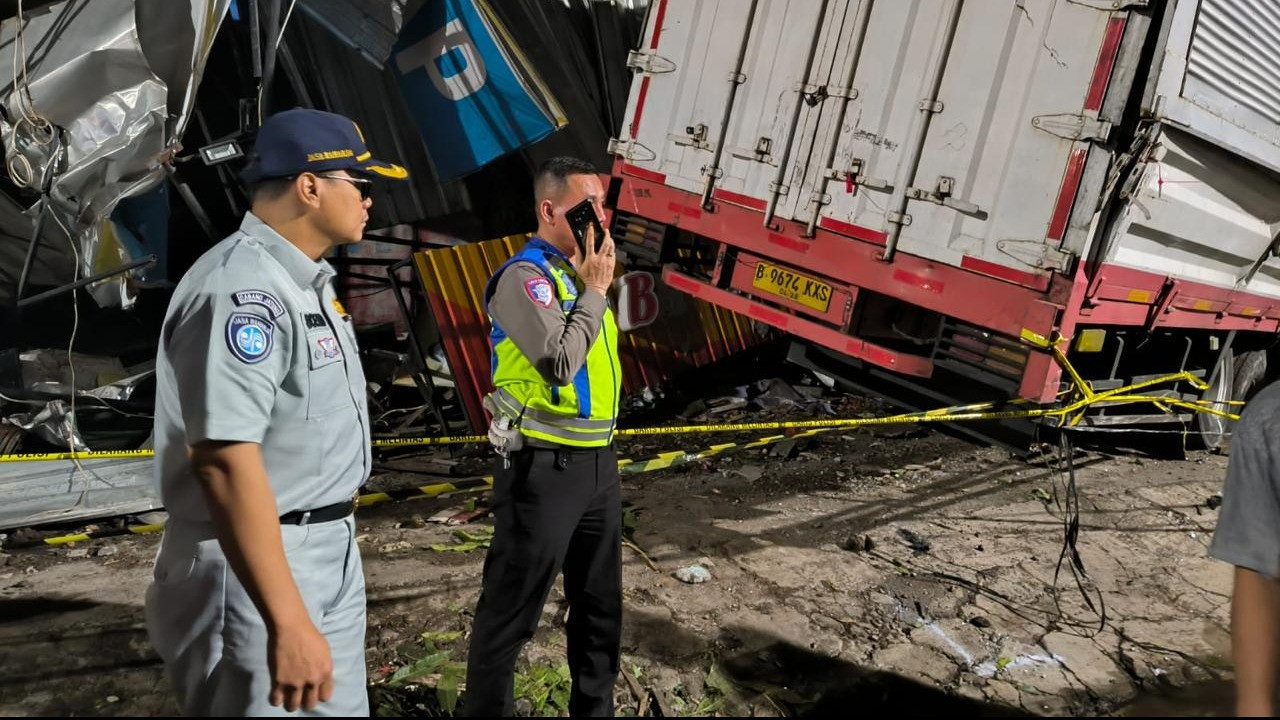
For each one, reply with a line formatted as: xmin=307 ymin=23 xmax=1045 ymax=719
xmin=4 ymin=430 xmax=822 ymax=549
xmin=0 ymin=330 xmax=1243 ymax=464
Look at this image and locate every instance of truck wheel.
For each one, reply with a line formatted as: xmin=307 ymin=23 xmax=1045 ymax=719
xmin=0 ymin=424 xmax=22 ymax=456
xmin=1198 ymin=349 xmax=1266 ymax=451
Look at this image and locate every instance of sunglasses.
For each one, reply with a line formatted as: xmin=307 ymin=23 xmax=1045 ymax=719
xmin=316 ymin=174 xmax=374 ymax=200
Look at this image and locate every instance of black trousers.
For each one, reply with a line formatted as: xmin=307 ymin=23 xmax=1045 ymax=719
xmin=464 ymin=444 xmax=622 ymax=717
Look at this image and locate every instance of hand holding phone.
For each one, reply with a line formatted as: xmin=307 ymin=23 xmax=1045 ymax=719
xmin=564 ymin=198 xmax=616 ymax=294
xmin=565 ymin=198 xmax=604 ymax=255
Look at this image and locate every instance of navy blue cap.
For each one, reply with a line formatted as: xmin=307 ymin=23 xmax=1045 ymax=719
xmin=240 ymin=108 xmax=408 ymax=184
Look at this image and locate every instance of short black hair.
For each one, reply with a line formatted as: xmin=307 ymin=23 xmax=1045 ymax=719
xmin=248 ymin=176 xmax=295 ymax=205
xmin=533 ymin=156 xmax=598 ymax=203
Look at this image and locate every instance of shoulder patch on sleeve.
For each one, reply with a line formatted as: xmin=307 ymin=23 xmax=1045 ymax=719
xmin=231 ymin=289 xmax=286 ymax=318
xmin=523 ymin=276 xmax=556 ymax=308
xmin=226 ymin=313 xmax=275 ymax=364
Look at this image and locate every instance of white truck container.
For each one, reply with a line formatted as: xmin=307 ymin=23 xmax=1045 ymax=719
xmin=605 ymin=0 xmax=1280 ymax=447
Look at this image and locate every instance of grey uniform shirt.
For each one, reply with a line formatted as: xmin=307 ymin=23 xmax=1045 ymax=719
xmin=489 ymin=260 xmax=607 ymax=386
xmin=1210 ymin=381 xmax=1280 ymax=577
xmin=154 ymin=213 xmax=371 ymax=522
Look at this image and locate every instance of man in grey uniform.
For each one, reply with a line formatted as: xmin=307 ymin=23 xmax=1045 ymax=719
xmin=1210 ymin=379 xmax=1280 ymax=716
xmin=146 ymin=108 xmax=407 ymax=716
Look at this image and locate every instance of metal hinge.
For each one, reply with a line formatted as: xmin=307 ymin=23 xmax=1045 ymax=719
xmin=626 ymin=50 xmax=676 ymax=74
xmin=996 ymin=239 xmax=1075 ymax=273
xmin=1066 ymin=0 xmax=1147 ymax=10
xmin=808 ymin=191 xmax=831 ymax=206
xmin=1032 ymin=113 xmax=1113 ymax=142
xmin=607 ymin=137 xmax=657 ymax=162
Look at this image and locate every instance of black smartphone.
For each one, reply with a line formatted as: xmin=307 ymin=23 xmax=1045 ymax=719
xmin=565 ymin=198 xmax=604 ymax=254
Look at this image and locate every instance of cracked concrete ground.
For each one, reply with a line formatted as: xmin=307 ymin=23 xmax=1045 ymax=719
xmin=0 ymin=427 xmax=1236 ymax=716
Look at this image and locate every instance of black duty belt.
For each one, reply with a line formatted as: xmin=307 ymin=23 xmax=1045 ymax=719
xmin=518 ymin=444 xmax=614 ymax=470
xmin=279 ymin=497 xmax=357 ymax=525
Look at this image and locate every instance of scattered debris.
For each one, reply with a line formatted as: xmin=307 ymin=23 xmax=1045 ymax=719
xmin=380 ymin=540 xmax=414 ymax=553
xmin=969 ymin=616 xmax=993 ymax=629
xmin=674 ymin=565 xmax=713 ymax=584
xmin=731 ymin=464 xmax=765 ymax=482
xmin=679 ymin=399 xmax=708 ymax=419
xmin=769 ymin=438 xmax=799 ymax=459
xmin=1206 ymin=494 xmax=1222 ymax=510
xmin=420 ymin=630 xmax=463 ymax=645
xmin=428 ymin=527 xmax=493 ymax=553
xmin=95 ymin=545 xmax=117 ymax=558
xmin=624 ymin=539 xmax=659 ymax=572
xmin=879 ymin=428 xmax=930 ymax=440
xmin=897 ymin=528 xmax=932 ymax=553
xmin=842 ymin=534 xmax=875 ymax=553
xmin=66 ymin=548 xmax=90 ymax=558
xmin=427 ymin=500 xmax=491 ymax=526
xmin=704 ymin=396 xmax=749 ymax=416
xmin=621 ymin=665 xmax=650 ymax=715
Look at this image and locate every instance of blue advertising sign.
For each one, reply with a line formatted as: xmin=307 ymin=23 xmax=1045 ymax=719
xmin=391 ymin=0 xmax=564 ymax=180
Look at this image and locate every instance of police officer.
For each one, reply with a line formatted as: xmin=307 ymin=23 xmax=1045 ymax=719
xmin=145 ymin=108 xmax=407 ymax=716
xmin=465 ymin=157 xmax=622 ymax=717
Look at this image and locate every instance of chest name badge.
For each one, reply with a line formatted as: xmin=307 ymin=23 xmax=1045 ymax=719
xmin=226 ymin=313 xmax=274 ymax=364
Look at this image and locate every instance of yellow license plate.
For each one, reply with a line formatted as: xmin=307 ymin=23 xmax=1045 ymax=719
xmin=751 ymin=262 xmax=832 ymax=313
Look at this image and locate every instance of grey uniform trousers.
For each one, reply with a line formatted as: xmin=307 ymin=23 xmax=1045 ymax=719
xmin=146 ymin=515 xmax=367 ymax=716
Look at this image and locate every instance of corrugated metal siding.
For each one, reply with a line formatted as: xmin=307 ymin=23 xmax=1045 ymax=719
xmin=415 ymin=235 xmax=762 ymax=432
xmin=1186 ymin=0 xmax=1280 ymax=126
xmin=0 ymin=458 xmax=158 ymax=531
xmin=297 ymin=0 xmax=405 ymax=66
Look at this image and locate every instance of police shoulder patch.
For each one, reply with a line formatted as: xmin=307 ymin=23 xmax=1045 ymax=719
xmin=524 ymin=276 xmax=555 ymax=308
xmin=226 ymin=313 xmax=275 ymax=364
xmin=231 ymin=289 xmax=286 ymax=318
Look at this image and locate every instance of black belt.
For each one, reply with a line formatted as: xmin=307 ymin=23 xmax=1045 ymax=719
xmin=279 ymin=497 xmax=357 ymax=525
xmin=518 ymin=444 xmax=614 ymax=470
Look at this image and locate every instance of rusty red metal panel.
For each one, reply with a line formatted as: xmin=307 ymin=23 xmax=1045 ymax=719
xmin=1087 ymin=262 xmax=1280 ymax=332
xmin=414 ymin=234 xmax=764 ymax=433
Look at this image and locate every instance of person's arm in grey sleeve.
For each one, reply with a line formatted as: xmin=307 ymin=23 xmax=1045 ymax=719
xmin=489 ymin=262 xmax=606 ymax=385
xmin=166 ymin=285 xmax=335 ymax=712
xmin=1209 ymin=399 xmax=1280 ymax=716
